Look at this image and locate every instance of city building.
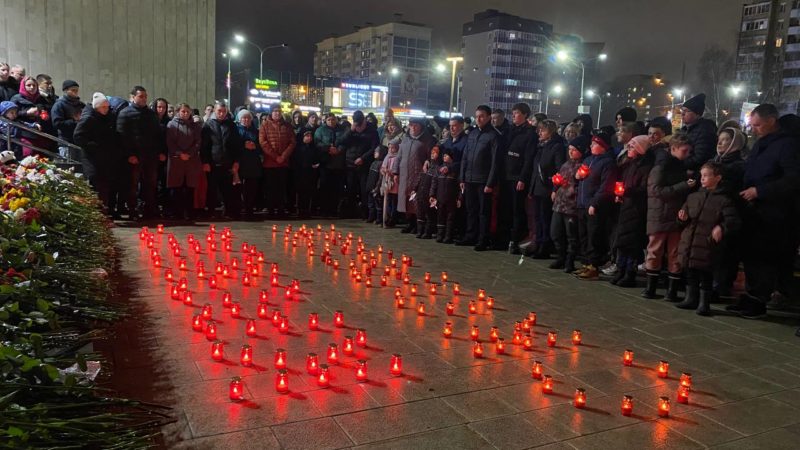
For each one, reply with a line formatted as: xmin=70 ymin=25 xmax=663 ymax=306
xmin=314 ymin=22 xmax=432 ymax=110
xmin=1 ymin=0 xmax=216 ymax=109
xmin=460 ymin=10 xmax=553 ymax=114
xmin=601 ymin=74 xmax=674 ymax=125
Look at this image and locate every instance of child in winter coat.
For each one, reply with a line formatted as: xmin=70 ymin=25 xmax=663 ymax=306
xmin=0 ymin=101 xmax=39 ymax=159
xmin=366 ymin=146 xmax=387 ymax=224
xmin=379 ymin=138 xmax=401 ymax=227
xmin=415 ymin=145 xmax=441 ymax=239
xmin=550 ymin=139 xmax=586 ymax=273
xmin=610 ymin=135 xmax=654 ymax=287
xmin=675 ymin=162 xmax=740 ymax=315
xmin=431 ymin=147 xmax=460 ymax=243
xmin=712 ymin=127 xmax=746 ymax=297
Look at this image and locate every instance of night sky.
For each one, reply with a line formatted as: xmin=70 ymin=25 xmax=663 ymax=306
xmin=216 ymin=0 xmax=742 ymax=92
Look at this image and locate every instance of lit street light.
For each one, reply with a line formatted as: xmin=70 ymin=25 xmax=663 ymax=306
xmin=234 ymin=33 xmax=287 ymax=79
xmin=544 ymin=84 xmax=564 ymax=115
xmin=555 ymin=50 xmax=608 ymax=113
xmin=585 ymin=89 xmax=608 ymax=127
xmin=445 ymin=56 xmax=464 ymax=114
xmin=378 ymin=67 xmax=400 ymax=108
xmin=222 ymin=48 xmax=240 ymax=107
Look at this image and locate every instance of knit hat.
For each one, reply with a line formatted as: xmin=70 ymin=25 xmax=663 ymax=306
xmin=91 ymin=92 xmax=109 ymax=109
xmin=62 ymin=79 xmax=79 ymax=91
xmin=615 ymin=107 xmax=637 ymax=122
xmin=388 ymin=137 xmax=402 ymax=146
xmin=236 ymin=109 xmax=253 ymax=122
xmin=591 ymin=129 xmax=612 ymax=151
xmin=0 ymin=101 xmax=18 ymax=115
xmin=352 ymin=110 xmax=365 ymax=125
xmin=568 ymin=136 xmax=589 ymax=155
xmin=626 ymin=135 xmax=651 ymax=156
xmin=647 ymin=116 xmax=672 ymax=136
xmin=683 ymin=93 xmax=706 ymax=115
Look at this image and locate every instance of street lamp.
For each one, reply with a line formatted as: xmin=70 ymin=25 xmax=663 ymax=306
xmin=379 ymin=67 xmax=400 ymax=108
xmin=445 ymin=56 xmax=464 ymax=114
xmin=222 ymin=48 xmax=240 ymax=107
xmin=234 ymin=33 xmax=287 ymax=79
xmin=544 ymin=84 xmax=564 ymax=115
xmin=555 ymin=50 xmax=608 ymax=113
xmin=585 ymin=89 xmax=608 ymax=127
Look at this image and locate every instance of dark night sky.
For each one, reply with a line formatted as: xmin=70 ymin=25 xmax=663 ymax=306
xmin=216 ymin=0 xmax=742 ymax=91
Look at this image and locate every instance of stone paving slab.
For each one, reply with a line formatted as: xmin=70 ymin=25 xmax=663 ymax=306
xmin=103 ymin=219 xmax=800 ymax=449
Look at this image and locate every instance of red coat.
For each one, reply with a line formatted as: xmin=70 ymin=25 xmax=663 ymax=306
xmin=258 ymin=117 xmax=295 ymax=168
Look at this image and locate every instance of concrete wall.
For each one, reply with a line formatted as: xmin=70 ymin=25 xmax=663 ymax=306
xmin=0 ymin=0 xmax=215 ymax=109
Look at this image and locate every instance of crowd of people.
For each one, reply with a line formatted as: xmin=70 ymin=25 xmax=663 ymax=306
xmin=1 ymin=61 xmax=798 ymax=329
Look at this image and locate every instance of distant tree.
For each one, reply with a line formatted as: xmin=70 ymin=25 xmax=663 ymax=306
xmin=696 ymin=45 xmax=735 ymax=124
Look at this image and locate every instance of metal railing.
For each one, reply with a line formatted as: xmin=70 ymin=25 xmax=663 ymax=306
xmin=0 ymin=116 xmax=83 ymax=171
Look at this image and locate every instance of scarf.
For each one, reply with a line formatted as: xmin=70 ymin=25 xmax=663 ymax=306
xmin=18 ymin=76 xmax=39 ymax=102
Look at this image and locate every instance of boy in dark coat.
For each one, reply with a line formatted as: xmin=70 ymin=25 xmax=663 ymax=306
xmin=415 ymin=146 xmax=441 ymax=239
xmin=675 ymin=162 xmax=740 ymax=315
xmin=611 ymin=135 xmax=654 ymax=287
xmin=550 ymin=138 xmax=586 ymax=272
xmin=366 ymin=145 xmax=387 ymax=224
xmin=431 ymin=145 xmax=460 ymax=243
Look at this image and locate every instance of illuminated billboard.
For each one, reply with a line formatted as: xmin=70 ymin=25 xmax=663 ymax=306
xmin=325 ymin=82 xmax=388 ymax=110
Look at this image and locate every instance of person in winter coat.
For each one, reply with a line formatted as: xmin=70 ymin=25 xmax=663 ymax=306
xmin=673 ymin=161 xmax=741 ymax=316
xmin=340 ymin=110 xmax=379 ymax=219
xmin=642 ymin=132 xmax=696 ymax=300
xmin=291 ymin=129 xmax=320 ymax=219
xmin=729 ymin=104 xmax=800 ymax=318
xmin=431 ymin=143 xmax=460 ymax=243
xmin=440 ymin=117 xmax=468 ymax=241
xmin=117 ymin=86 xmax=161 ymax=219
xmin=365 ymin=145 xmax=387 ymax=224
xmin=380 ymin=138 xmax=401 ymax=227
xmin=0 ymin=63 xmax=16 ymax=101
xmin=74 ymin=93 xmax=119 ymax=210
xmin=574 ymin=130 xmax=618 ymax=280
xmin=610 ymin=135 xmax=654 ymax=287
xmin=35 ymin=74 xmax=57 ymax=112
xmin=378 ymin=118 xmax=404 ymax=152
xmin=151 ymin=98 xmax=171 ymax=212
xmin=165 ymin=103 xmax=202 ymax=220
xmin=497 ymin=103 xmax=538 ymax=254
xmin=396 ymin=118 xmax=435 ymax=234
xmin=235 ymin=109 xmax=263 ymax=219
xmin=529 ymin=119 xmax=566 ymax=258
xmin=201 ymin=101 xmax=243 ymax=219
xmin=10 ymin=76 xmax=52 ymax=157
xmin=458 ymin=106 xmax=501 ymax=250
xmin=259 ymin=105 xmax=295 ymax=217
xmin=415 ymin=146 xmax=441 ymax=238
xmin=550 ymin=138 xmax=586 ymax=273
xmin=491 ymin=108 xmax=511 ymax=148
xmin=314 ymin=114 xmax=347 ymax=217
xmin=291 ymin=110 xmax=305 ymax=135
xmin=679 ymin=93 xmax=718 ymax=172
xmin=646 ymin=116 xmax=673 ymax=165
xmin=51 ymin=80 xmax=86 ymax=159
xmin=0 ymin=101 xmax=40 ymax=159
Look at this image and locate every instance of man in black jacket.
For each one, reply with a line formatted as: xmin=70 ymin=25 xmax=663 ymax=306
xmin=201 ymin=101 xmax=242 ymax=219
xmin=341 ymin=110 xmax=379 ymax=219
xmin=117 ymin=86 xmax=161 ymax=219
xmin=679 ymin=93 xmax=717 ymax=172
xmin=497 ymin=102 xmax=537 ymax=253
xmin=458 ymin=105 xmax=502 ymax=251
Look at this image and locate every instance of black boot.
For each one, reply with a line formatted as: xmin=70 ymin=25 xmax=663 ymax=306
xmin=443 ymin=220 xmax=455 ymax=244
xmin=435 ymin=225 xmax=446 ymax=243
xmin=676 ymin=279 xmax=700 ymax=310
xmin=641 ymin=271 xmax=662 ymax=299
xmin=610 ymin=269 xmax=626 ymax=285
xmin=563 ymin=255 xmax=576 ymax=273
xmin=423 ymin=220 xmax=435 ymax=239
xmin=664 ymin=273 xmax=681 ymax=302
xmin=415 ymin=220 xmax=426 ymax=238
xmin=617 ymin=270 xmax=638 ymax=288
xmin=696 ymin=290 xmax=712 ymax=316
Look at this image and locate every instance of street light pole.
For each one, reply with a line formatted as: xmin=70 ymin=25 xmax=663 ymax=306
xmin=446 ymin=57 xmax=463 ymax=114
xmin=234 ymin=34 xmax=287 ymax=79
xmin=579 ymin=61 xmax=586 ymax=110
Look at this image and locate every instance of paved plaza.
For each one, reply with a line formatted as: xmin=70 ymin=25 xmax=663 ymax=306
xmin=104 ymin=220 xmax=800 ymax=449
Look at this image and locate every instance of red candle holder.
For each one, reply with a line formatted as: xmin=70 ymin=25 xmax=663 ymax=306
xmin=272 ymin=224 xmax=278 ymax=233
xmin=365 ymin=278 xmax=373 ymax=288
xmin=528 ymin=311 xmax=537 ymax=325
xmin=222 ymin=292 xmax=233 ymax=308
xmin=470 ymin=326 xmax=480 ymax=341
xmin=279 ymin=316 xmax=289 ymax=334
xmin=182 ymin=291 xmax=194 ymax=306
xmin=394 ymin=288 xmax=402 ymax=299
xmin=164 ymin=268 xmax=173 ymax=282
xmin=658 ymin=396 xmax=670 ymax=417
xmin=551 ymin=173 xmax=565 ymax=187
xmin=380 ymin=276 xmax=388 ymax=286
xmin=489 ymin=326 xmax=499 ymax=342
xmin=343 ymin=336 xmax=355 ymax=355
xmin=208 ymin=275 xmax=218 ymax=289
xmin=306 ymin=353 xmax=319 ymax=375
xmin=257 ymin=303 xmax=269 ymax=319
xmin=222 ymin=266 xmax=231 ymax=278
xmin=679 ymin=372 xmax=692 ymax=389
xmin=230 ymin=302 xmax=241 ymax=318
xmin=274 ymin=348 xmax=287 ymax=369
xmin=429 ymin=284 xmax=437 ymax=295
xmin=614 ymin=181 xmax=625 ymax=197
xmin=240 ymin=344 xmax=253 ymax=367
xmin=173 ymin=247 xmax=181 ymax=257
xmin=657 ymin=360 xmax=669 ymax=379
xmin=396 ymin=297 xmax=406 ymax=309
xmin=424 ymin=272 xmax=431 ymax=283
xmin=514 ymin=321 xmax=523 ymax=331
xmin=531 ymin=361 xmax=543 ymax=379
xmin=542 ymin=375 xmax=554 ymax=394
xmin=572 ymin=330 xmax=582 ymax=346
xmin=523 ymin=334 xmax=534 ymax=350
xmin=197 ymin=267 xmax=206 ymax=279
xmin=443 ymin=321 xmax=453 ymax=338
xmin=355 ymin=328 xmax=367 ymax=347
xmin=355 ymin=360 xmax=368 ymax=382
xmin=178 ymin=277 xmax=188 ymax=291
xmin=246 ymin=319 xmax=257 ymax=337
xmin=152 ymin=256 xmax=162 ymax=268
xmin=453 ymin=283 xmax=461 ymax=295
xmin=547 ymin=331 xmax=557 ymax=347
xmin=308 ymin=312 xmax=319 ymax=330
xmin=201 ymin=303 xmax=213 ymax=320
xmin=417 ymin=302 xmax=426 ymax=316
xmin=276 ymin=369 xmax=289 ymax=393
xmin=229 ymin=376 xmax=244 ymax=401
xmin=390 ymin=353 xmax=403 ymax=376
xmin=446 ymin=302 xmax=455 ymax=316
xmin=209 ymin=241 xmax=218 ymax=252
xmin=334 ymin=310 xmax=344 ymax=328
xmin=486 ymin=297 xmax=494 ymax=309
xmin=496 ymin=338 xmax=506 ymax=354
xmin=259 ymin=290 xmax=269 ymax=303
xmin=257 ymin=252 xmax=265 ymax=263
xmin=623 ymin=349 xmax=634 ymax=366
xmin=677 ymin=385 xmax=690 ymax=404
xmin=574 ymin=388 xmax=587 ymax=409
xmin=512 ymin=330 xmax=523 ymax=345
xmin=403 ymin=274 xmax=411 ymax=285
xmin=192 ymin=315 xmax=204 ymax=332
xmin=468 ymin=301 xmax=477 ymax=314
xmin=271 ymin=309 xmax=282 ymax=326
xmin=577 ymin=164 xmax=590 ymax=178
xmin=211 ymin=340 xmax=224 ymax=361
xmin=241 ymin=273 xmax=251 ymax=287
xmin=231 ymin=258 xmax=239 ymax=270
xmin=441 ymin=271 xmax=448 ymax=283
xmin=477 ymin=289 xmax=486 ymax=301
xmin=284 ymin=287 xmax=293 ymax=298
xmin=473 ymin=342 xmax=484 ymax=358
xmin=621 ymin=395 xmax=634 ymax=416
xmin=355 ymin=273 xmax=363 ymax=283
xmin=327 ymin=343 xmax=339 ymax=364
xmin=317 ymin=364 xmax=331 ymax=387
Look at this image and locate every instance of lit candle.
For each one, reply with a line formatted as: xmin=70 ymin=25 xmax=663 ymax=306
xmin=201 ymin=303 xmax=213 ymax=320
xmin=394 ymin=288 xmax=402 ymax=298
xmin=381 ymin=276 xmax=388 ymax=286
xmin=523 ymin=334 xmax=534 ymax=350
xmin=192 ymin=315 xmax=204 ymax=332
xmin=614 ymin=181 xmax=625 ymax=197
xmin=514 ymin=321 xmax=523 ymax=331
xmin=441 ymin=271 xmax=448 ymax=282
xmin=489 ymin=326 xmax=499 ymax=342
xmin=621 ymin=395 xmax=634 ymax=416
xmin=522 ymin=319 xmax=532 ymax=333
xmin=306 ymin=353 xmax=319 ymax=375
xmin=496 ymin=338 xmax=506 ymax=354
xmin=333 ymin=259 xmax=340 ymax=270
xmin=424 ymin=272 xmax=431 ymax=283
xmin=417 ymin=302 xmax=426 ymax=316
xmin=468 ymin=301 xmax=477 ymax=314
xmin=197 ymin=267 xmax=206 ymax=279
xmin=209 ymin=241 xmax=217 ymax=251
xmin=182 ymin=291 xmax=193 ymax=306
xmin=657 ymin=360 xmax=669 ymax=379
xmin=222 ymin=266 xmax=231 ymax=278
xmin=170 ymin=285 xmax=180 ymax=300
xmin=343 ymin=336 xmax=354 ymax=355
xmin=574 ymin=388 xmax=587 ymax=409
xmin=528 ymin=311 xmax=537 ymax=325
xmin=334 ymin=310 xmax=344 ymax=328
xmin=477 ymin=289 xmax=486 ymax=301
xmin=390 ymin=353 xmax=403 ymax=376
xmin=547 ymin=331 xmax=557 ymax=347
xmin=257 ymin=303 xmax=268 ymax=319
xmin=317 ymin=364 xmax=331 ymax=387
xmin=224 ymin=241 xmax=232 ymax=252
xmin=577 ymin=163 xmax=590 ymax=178
xmin=473 ymin=342 xmax=484 ymax=358
xmin=230 ymin=302 xmax=241 ymax=318
xmin=241 ymin=242 xmax=249 ymax=253
xmin=229 ymin=376 xmax=244 ymax=401
xmin=355 ymin=328 xmax=367 ymax=347
xmin=279 ymin=316 xmax=289 ymax=334
xmin=246 ymin=319 xmax=257 ymax=337
xmin=512 ymin=331 xmax=523 ymax=345
xmin=272 ymin=224 xmax=278 ymax=233
xmin=486 ymin=297 xmax=494 ymax=309
xmin=164 ymin=268 xmax=173 ymax=281
xmin=658 ymin=396 xmax=670 ymax=417
xmin=542 ymin=375 xmax=554 ymax=394
xmin=355 ymin=273 xmax=363 ymax=283
xmin=395 ymin=297 xmax=405 ymax=309
xmin=152 ymin=255 xmax=162 ymax=268
xmin=276 ymin=369 xmax=289 ymax=393
xmin=327 ymin=343 xmax=339 ymax=364
xmin=679 ymin=372 xmax=692 ymax=389
xmin=453 ymin=283 xmax=460 ymax=295
xmin=240 ymin=344 xmax=253 ymax=367
xmin=308 ymin=312 xmax=319 ymax=330
xmin=211 ymin=340 xmax=224 ymax=361
xmin=623 ymin=349 xmax=634 ymax=366
xmin=178 ymin=277 xmax=188 ymax=290
xmin=572 ymin=330 xmax=582 ymax=346
xmin=403 ymin=274 xmax=410 ymax=285
xmin=551 ymin=173 xmax=565 ymax=187
xmin=443 ymin=321 xmax=453 ymax=338
xmin=271 ymin=309 xmax=282 ymax=326
xmin=429 ymin=284 xmax=437 ymax=295
xmin=531 ymin=361 xmax=543 ymax=379
xmin=208 ymin=275 xmax=217 ymax=289
xmin=355 ymin=360 xmax=368 ymax=382
xmin=446 ymin=302 xmax=455 ymax=316
xmin=274 ymin=348 xmax=287 ymax=370
xmin=470 ymin=326 xmax=480 ymax=341
xmin=257 ymin=252 xmax=265 ymax=263
xmin=365 ymin=278 xmax=373 ymax=287
xmin=222 ymin=292 xmax=233 ymax=308
xmin=677 ymin=386 xmax=690 ymax=404
xmin=231 ymin=258 xmax=239 ymax=270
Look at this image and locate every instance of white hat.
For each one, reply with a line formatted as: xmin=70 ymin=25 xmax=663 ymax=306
xmin=92 ymin=92 xmax=109 ymax=109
